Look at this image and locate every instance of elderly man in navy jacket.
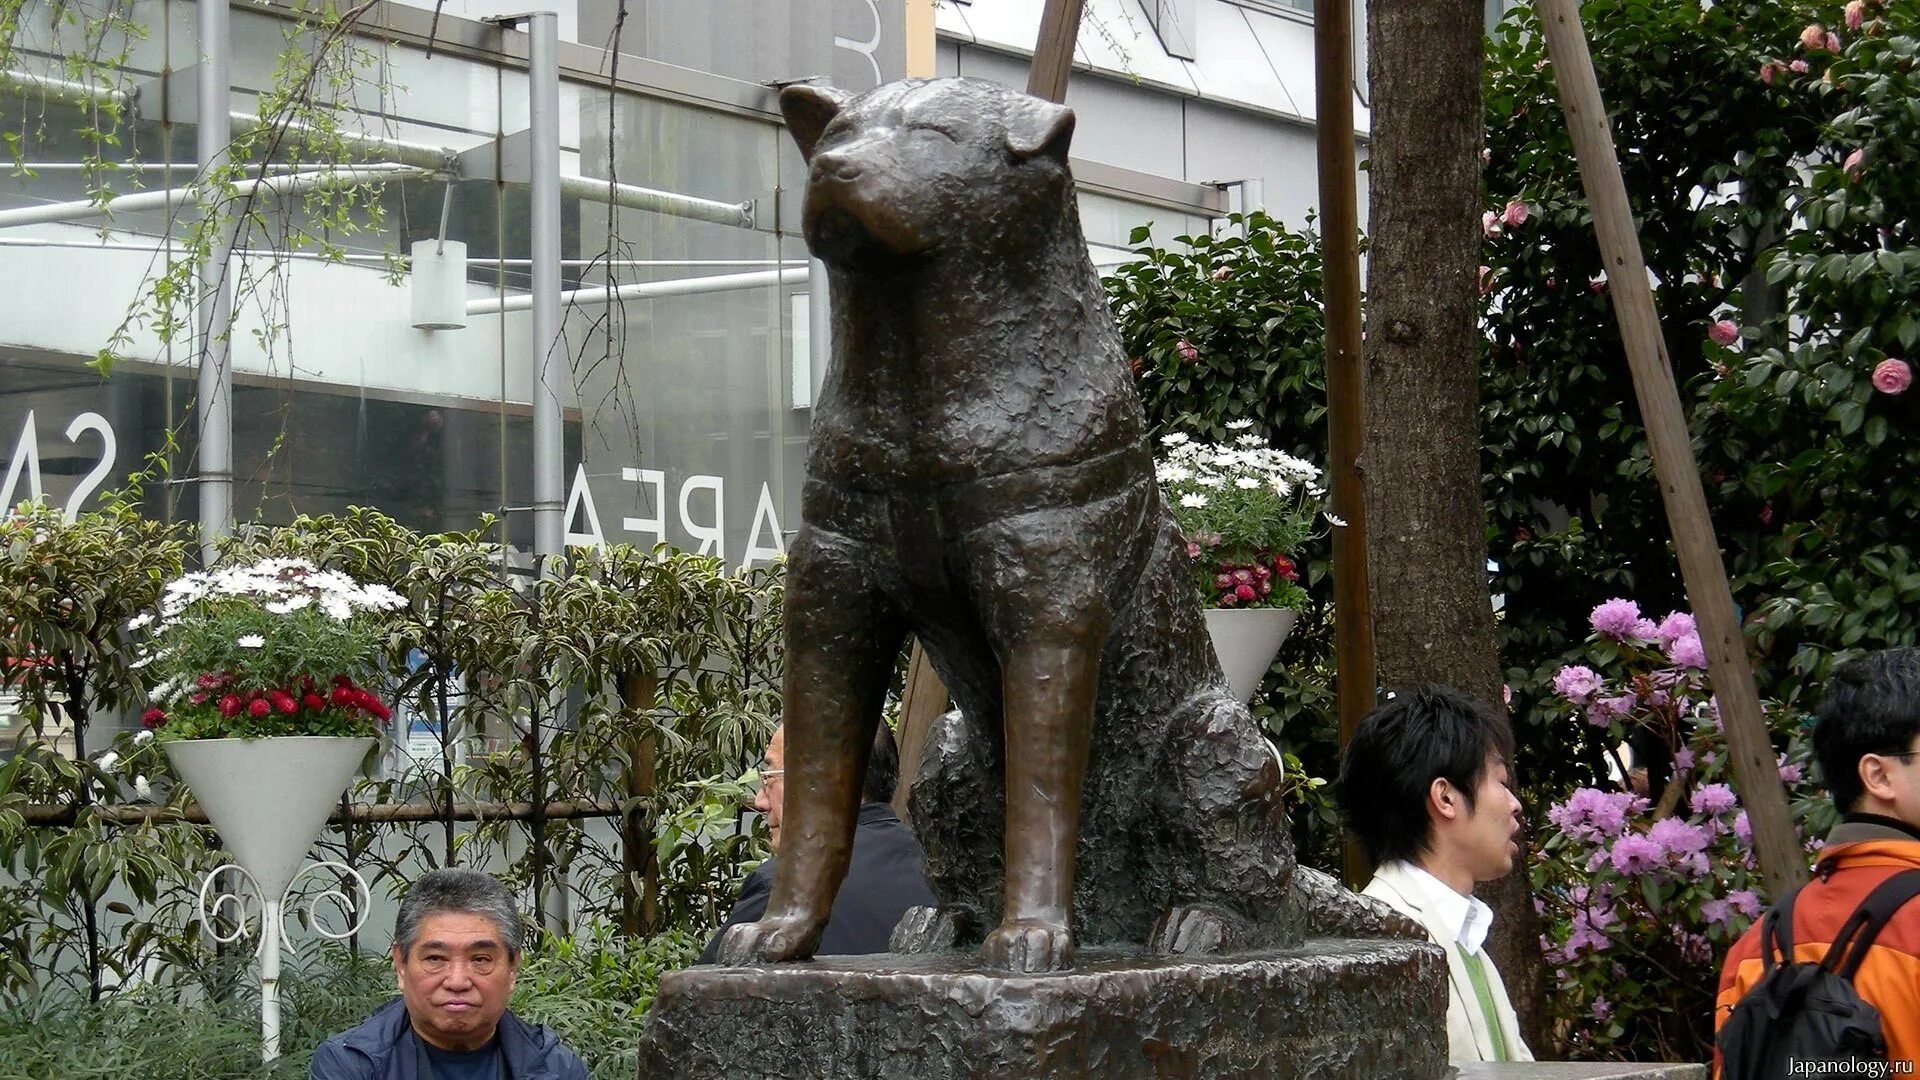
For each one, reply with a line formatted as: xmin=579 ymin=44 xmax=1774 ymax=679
xmin=699 ymin=723 xmax=937 ymax=963
xmin=310 ymin=868 xmax=587 ymax=1080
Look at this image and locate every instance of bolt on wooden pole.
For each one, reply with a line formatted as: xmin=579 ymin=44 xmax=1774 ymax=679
xmin=1314 ymin=0 xmax=1377 ymax=889
xmin=1533 ymin=0 xmax=1806 ymax=898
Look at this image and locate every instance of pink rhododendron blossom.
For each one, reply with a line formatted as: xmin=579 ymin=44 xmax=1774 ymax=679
xmin=1691 ymin=783 xmax=1738 ymax=816
xmin=1586 ymin=694 xmax=1637 ymax=727
xmin=1650 ymin=817 xmax=1710 ymax=859
xmin=1549 ymin=788 xmax=1646 ymax=842
xmin=1674 ymin=748 xmax=1696 ymax=772
xmin=1708 ymin=320 xmax=1740 ymax=346
xmin=1632 ymin=618 xmax=1660 ymax=641
xmin=1667 ymin=632 xmax=1709 ymax=670
xmin=1655 ymin=610 xmax=1697 ymax=646
xmin=1846 ymin=0 xmax=1865 ymax=30
xmin=1800 ymin=23 xmax=1827 ymax=50
xmin=1610 ymin=834 xmax=1664 ymax=875
xmin=1728 ymin=891 xmax=1763 ymax=919
xmin=1701 ymin=898 xmax=1733 ymax=926
xmin=1845 ymin=147 xmax=1867 ymax=179
xmin=1760 ymin=62 xmax=1777 ymax=85
xmin=1873 ymin=358 xmax=1912 ymax=395
xmin=1502 ymin=199 xmax=1529 ymax=227
xmin=1553 ymin=664 xmax=1604 ymax=703
xmin=1483 ymin=210 xmax=1503 ymax=237
xmin=1790 ymin=59 xmax=1810 ymax=74
xmin=1733 ymin=811 xmax=1752 ymax=847
xmin=1827 ymin=31 xmax=1842 ymax=52
xmin=1589 ymin=598 xmax=1646 ymax=639
xmin=1779 ymin=754 xmax=1804 ymax=785
xmin=1176 ymin=338 xmax=1200 ymax=362
xmin=1591 ymin=997 xmax=1612 ymax=1021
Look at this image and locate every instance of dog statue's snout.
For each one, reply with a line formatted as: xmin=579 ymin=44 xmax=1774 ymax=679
xmin=813 ymin=151 xmax=863 ymax=182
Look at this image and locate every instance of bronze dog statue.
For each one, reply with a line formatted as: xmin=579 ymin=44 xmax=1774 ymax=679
xmin=718 ymin=77 xmax=1373 ymax=974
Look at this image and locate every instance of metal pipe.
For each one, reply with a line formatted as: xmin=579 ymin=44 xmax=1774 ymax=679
xmin=0 ymin=67 xmax=132 ymax=110
xmin=0 ymin=164 xmax=423 ymax=230
xmin=229 ymin=110 xmax=458 ymax=173
xmin=197 ymin=0 xmax=234 ymax=569
xmin=467 ymin=265 xmax=808 ymax=315
xmin=528 ymin=10 xmax=564 ymax=565
xmin=558 ymin=174 xmax=754 ymax=230
xmin=0 ymin=237 xmax=798 ymax=270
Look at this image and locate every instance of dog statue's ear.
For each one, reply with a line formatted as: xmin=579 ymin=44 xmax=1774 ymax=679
xmin=1005 ymin=98 xmax=1075 ymax=162
xmin=780 ymin=84 xmax=851 ymax=162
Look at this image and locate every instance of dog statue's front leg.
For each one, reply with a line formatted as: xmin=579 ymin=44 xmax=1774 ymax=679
xmin=717 ymin=528 xmax=904 ymax=966
xmin=985 ymin=632 xmax=1104 ymax=974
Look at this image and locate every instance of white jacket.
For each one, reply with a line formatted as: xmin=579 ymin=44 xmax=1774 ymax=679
xmin=1362 ymin=861 xmax=1532 ymax=1063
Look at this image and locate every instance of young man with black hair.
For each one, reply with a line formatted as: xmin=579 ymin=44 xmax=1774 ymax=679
xmin=1715 ymin=647 xmax=1920 ymax=1072
xmin=697 ymin=723 xmax=937 ymax=963
xmin=1335 ymin=684 xmax=1531 ymax=1063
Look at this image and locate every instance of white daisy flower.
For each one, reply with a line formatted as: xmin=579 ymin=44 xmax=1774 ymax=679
xmin=127 ymin=612 xmax=154 ymax=631
xmin=237 ymin=634 xmax=266 ymax=648
xmin=133 ymin=729 xmax=154 ymax=746
xmin=1235 ymin=477 xmax=1262 ymax=490
xmin=1225 ymin=419 xmax=1256 ymax=431
xmin=1160 ymin=432 xmax=1190 ymax=447
xmin=1180 ymin=493 xmax=1208 ymax=509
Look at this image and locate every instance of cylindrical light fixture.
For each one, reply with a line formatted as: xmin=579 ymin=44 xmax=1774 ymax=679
xmin=409 ymin=239 xmax=468 ymax=330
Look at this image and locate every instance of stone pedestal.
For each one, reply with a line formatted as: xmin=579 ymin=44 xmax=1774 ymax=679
xmin=637 ymin=938 xmax=1449 ymax=1079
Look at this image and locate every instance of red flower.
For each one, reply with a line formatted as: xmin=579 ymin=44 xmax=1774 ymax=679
xmin=247 ymin=698 xmax=271 ymax=718
xmin=196 ymin=673 xmax=225 ymax=690
xmin=333 ymin=674 xmax=353 ymax=688
xmin=330 ymin=685 xmax=357 ymax=708
xmin=302 ymin=693 xmax=327 ymax=711
xmin=269 ymin=690 xmax=298 ymax=715
xmin=1214 ymin=573 xmax=1234 ymax=590
xmin=1273 ymin=556 xmax=1299 ymax=583
xmin=218 ymin=694 xmax=243 ymax=717
xmin=1759 ymin=502 xmax=1774 ymax=525
xmin=141 ymin=708 xmax=167 ymax=728
xmin=189 ymin=691 xmax=209 ymax=705
xmin=367 ymin=699 xmax=393 ymax=722
xmin=1218 ymin=591 xmax=1238 ymax=607
xmin=1235 ymin=583 xmax=1257 ymax=601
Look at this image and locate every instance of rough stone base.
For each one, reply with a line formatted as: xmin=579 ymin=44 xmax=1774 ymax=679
xmin=637 ymin=938 xmax=1449 ymax=1079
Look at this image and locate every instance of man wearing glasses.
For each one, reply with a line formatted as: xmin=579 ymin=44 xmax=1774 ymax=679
xmin=697 ymin=723 xmax=937 ymax=963
xmin=1715 ymin=647 xmax=1920 ymax=1073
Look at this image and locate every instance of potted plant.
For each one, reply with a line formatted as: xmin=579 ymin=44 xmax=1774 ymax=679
xmin=134 ymin=557 xmax=405 ymax=900
xmin=1156 ymin=420 xmax=1323 ymax=702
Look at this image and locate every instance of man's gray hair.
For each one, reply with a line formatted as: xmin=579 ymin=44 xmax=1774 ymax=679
xmin=392 ymin=868 xmax=526 ymax=958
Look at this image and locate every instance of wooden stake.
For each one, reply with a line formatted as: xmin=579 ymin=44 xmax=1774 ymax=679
xmin=1026 ymin=0 xmax=1087 ymax=102
xmin=1534 ymin=0 xmax=1806 ymax=898
xmin=1315 ymin=0 xmax=1376 ymax=890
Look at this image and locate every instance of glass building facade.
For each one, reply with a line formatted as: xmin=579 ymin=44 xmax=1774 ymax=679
xmin=1 ymin=0 xmax=1340 ymax=578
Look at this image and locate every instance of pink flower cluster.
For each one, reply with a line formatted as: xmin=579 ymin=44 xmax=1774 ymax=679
xmin=1548 ymin=788 xmax=1647 ymax=844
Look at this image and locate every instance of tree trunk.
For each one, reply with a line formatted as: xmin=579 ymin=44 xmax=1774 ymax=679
xmin=1364 ymin=0 xmax=1548 ymax=1054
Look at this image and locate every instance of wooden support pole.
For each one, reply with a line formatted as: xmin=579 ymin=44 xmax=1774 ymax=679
xmin=1026 ymin=0 xmax=1086 ymax=102
xmin=1315 ymin=0 xmax=1376 ymax=889
xmin=1534 ymin=0 xmax=1806 ymax=898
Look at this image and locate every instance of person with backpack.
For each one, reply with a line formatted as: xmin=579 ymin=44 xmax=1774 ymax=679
xmin=1715 ymin=647 xmax=1920 ymax=1078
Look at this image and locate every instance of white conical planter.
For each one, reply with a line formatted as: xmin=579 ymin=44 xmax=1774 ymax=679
xmin=1205 ymin=607 xmax=1299 ymax=704
xmin=163 ymin=736 xmax=374 ymax=898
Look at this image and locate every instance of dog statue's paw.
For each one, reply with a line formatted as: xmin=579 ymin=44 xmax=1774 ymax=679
xmin=982 ymin=917 xmax=1075 ymax=973
xmin=890 ymin=903 xmax=984 ymax=954
xmin=1151 ymin=902 xmax=1250 ymax=957
xmin=714 ymin=913 xmax=823 ymax=966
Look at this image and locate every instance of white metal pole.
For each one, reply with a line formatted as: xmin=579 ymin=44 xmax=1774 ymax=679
xmin=528 ymin=11 xmax=565 ymax=566
xmin=259 ymin=897 xmax=282 ymax=1062
xmin=465 ymin=265 xmax=809 ymax=315
xmin=196 ymin=0 xmax=233 ymax=565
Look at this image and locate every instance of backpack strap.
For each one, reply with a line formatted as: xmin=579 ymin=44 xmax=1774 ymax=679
xmin=1826 ymin=869 xmax=1920 ymax=982
xmin=1760 ymin=883 xmax=1803 ymax=976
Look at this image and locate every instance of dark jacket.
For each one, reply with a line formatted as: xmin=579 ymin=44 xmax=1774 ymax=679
xmin=308 ymin=998 xmax=588 ymax=1080
xmin=698 ymin=802 xmax=938 ymax=963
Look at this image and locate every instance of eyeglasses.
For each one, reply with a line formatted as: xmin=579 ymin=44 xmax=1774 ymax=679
xmin=750 ymin=765 xmax=784 ymax=788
